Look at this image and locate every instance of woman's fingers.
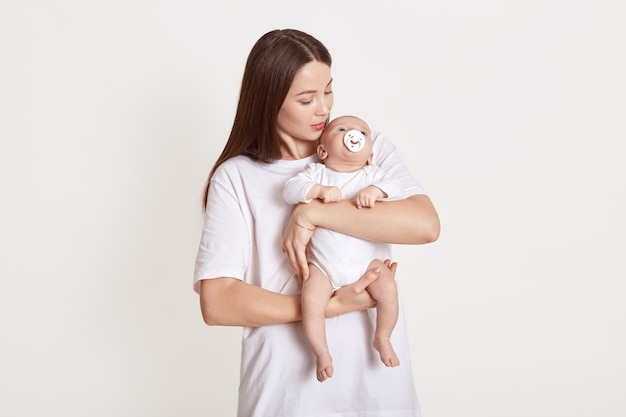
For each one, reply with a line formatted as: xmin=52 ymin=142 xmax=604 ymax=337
xmin=296 ymin=247 xmax=310 ymax=281
xmin=383 ymin=259 xmax=398 ymax=274
xmin=283 ymin=242 xmax=298 ymax=275
xmin=331 ymin=268 xmax=380 ymax=311
xmin=352 ymin=266 xmax=381 ymax=293
xmin=282 ymin=211 xmax=314 ymax=281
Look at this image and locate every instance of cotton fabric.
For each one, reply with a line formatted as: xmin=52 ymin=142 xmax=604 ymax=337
xmin=194 ymin=132 xmax=425 ymax=417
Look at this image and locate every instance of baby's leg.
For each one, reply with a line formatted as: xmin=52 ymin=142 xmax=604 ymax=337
xmin=365 ymin=259 xmax=400 ymax=367
xmin=302 ymin=265 xmax=335 ymax=382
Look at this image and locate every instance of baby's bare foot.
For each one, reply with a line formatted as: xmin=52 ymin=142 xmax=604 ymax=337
xmin=316 ymin=352 xmax=334 ymax=382
xmin=374 ymin=337 xmax=400 ymax=367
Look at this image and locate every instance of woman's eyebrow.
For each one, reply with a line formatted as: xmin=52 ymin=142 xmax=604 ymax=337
xmin=295 ymin=79 xmax=333 ymax=96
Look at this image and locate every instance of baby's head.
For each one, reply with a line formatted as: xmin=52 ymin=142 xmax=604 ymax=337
xmin=318 ymin=116 xmax=373 ymax=172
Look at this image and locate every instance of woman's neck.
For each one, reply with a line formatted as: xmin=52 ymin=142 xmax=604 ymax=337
xmin=280 ymin=140 xmax=318 ymax=160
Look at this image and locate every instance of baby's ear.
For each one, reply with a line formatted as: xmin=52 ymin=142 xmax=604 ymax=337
xmin=366 ymin=153 xmax=373 ymax=165
xmin=317 ymin=144 xmax=328 ymax=160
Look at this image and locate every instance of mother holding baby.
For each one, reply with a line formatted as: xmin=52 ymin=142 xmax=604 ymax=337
xmin=193 ymin=28 xmax=440 ymax=417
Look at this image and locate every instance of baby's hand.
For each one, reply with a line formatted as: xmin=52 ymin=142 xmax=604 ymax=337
xmin=355 ymin=186 xmax=385 ymax=208
xmin=318 ymin=186 xmax=341 ymax=203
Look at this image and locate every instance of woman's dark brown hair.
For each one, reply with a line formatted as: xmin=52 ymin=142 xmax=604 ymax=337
xmin=202 ymin=29 xmax=332 ymax=210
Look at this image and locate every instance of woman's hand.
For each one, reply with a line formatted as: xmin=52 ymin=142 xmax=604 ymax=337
xmin=283 ymin=203 xmax=315 ymax=281
xmin=326 ymin=260 xmax=398 ymax=317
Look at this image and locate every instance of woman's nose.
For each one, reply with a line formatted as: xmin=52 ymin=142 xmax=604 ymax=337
xmin=316 ymin=97 xmax=330 ymax=116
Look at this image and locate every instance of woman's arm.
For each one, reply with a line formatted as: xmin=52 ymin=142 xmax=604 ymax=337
xmin=311 ymin=194 xmax=440 ymax=243
xmin=200 ymin=278 xmax=300 ymax=327
xmin=200 ymin=263 xmax=386 ymax=327
xmin=283 ymin=194 xmax=440 ymax=280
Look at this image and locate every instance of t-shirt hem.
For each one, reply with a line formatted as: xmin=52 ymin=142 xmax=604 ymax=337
xmin=317 ymin=409 xmax=420 ymax=417
xmin=192 ymin=270 xmax=244 ymax=294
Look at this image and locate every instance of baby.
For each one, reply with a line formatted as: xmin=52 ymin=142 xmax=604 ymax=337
xmin=283 ymin=115 xmax=406 ymax=382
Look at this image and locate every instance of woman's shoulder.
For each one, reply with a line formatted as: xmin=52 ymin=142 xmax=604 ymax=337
xmin=212 ymin=155 xmax=259 ymax=178
xmin=207 ymin=157 xmax=256 ymax=193
xmin=371 ymin=131 xmax=397 ymax=164
xmin=371 ymin=130 xmax=396 ymax=148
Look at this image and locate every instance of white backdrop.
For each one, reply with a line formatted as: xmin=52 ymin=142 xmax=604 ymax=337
xmin=1 ymin=1 xmax=624 ymax=416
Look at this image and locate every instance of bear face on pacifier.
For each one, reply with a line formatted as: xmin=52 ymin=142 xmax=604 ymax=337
xmin=343 ymin=130 xmax=365 ymax=152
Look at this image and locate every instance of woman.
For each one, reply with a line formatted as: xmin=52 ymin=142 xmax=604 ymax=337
xmin=194 ymin=29 xmax=440 ymax=417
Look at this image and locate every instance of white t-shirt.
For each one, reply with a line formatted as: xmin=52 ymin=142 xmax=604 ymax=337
xmin=283 ymin=163 xmax=406 ymax=288
xmin=194 ymin=132 xmax=426 ymax=417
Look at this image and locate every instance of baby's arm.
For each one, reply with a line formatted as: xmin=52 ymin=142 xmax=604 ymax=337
xmin=283 ymin=164 xmax=320 ymax=204
xmin=307 ymin=184 xmax=342 ymax=203
xmin=284 ymin=163 xmax=342 ymax=204
xmin=355 ymin=165 xmax=403 ymax=208
xmin=355 ymin=185 xmax=386 ymax=208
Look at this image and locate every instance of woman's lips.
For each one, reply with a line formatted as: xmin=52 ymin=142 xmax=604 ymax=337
xmin=312 ymin=122 xmax=326 ymax=131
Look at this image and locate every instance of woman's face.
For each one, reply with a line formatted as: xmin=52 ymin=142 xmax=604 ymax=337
xmin=277 ymin=61 xmax=334 ymax=153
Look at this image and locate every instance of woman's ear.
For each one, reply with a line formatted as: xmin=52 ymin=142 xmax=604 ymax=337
xmin=317 ymin=144 xmax=328 ymax=160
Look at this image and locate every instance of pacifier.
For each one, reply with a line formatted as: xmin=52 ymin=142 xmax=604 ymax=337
xmin=343 ymin=130 xmax=365 ymax=152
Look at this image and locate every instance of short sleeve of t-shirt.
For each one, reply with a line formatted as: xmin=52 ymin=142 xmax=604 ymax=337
xmin=193 ymin=167 xmax=250 ymax=293
xmin=371 ymin=131 xmax=426 ymax=197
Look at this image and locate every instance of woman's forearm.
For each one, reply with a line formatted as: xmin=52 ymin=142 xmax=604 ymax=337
xmin=200 ymin=273 xmax=379 ymax=327
xmin=304 ymin=194 xmax=440 ymax=244
xmin=200 ymin=278 xmax=302 ymax=327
